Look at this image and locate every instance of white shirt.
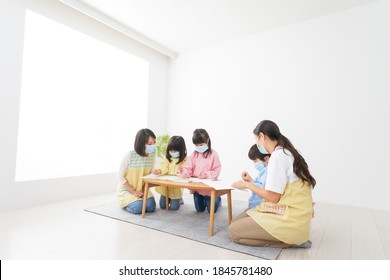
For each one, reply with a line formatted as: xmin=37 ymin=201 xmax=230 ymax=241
xmin=265 ymin=146 xmax=298 ymax=194
xmin=117 ymin=151 xmax=131 ymax=185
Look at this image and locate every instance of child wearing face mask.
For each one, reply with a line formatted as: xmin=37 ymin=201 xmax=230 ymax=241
xmin=117 ymin=128 xmax=157 ymax=214
xmin=180 ymin=129 xmax=222 ymax=213
xmin=241 ymin=144 xmax=271 ymax=209
xmin=153 ymin=136 xmax=187 ymax=210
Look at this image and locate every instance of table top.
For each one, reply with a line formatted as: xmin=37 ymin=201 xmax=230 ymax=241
xmin=142 ymin=177 xmax=232 ymax=191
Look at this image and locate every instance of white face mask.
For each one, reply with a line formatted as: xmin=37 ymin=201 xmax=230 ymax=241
xmin=194 ymin=144 xmax=208 ymax=153
xmin=254 ymin=161 xmax=266 ymax=171
xmin=145 ymin=144 xmax=156 ymax=153
xmin=256 ymin=144 xmax=268 ymax=154
xmin=169 ymin=151 xmax=180 ymax=158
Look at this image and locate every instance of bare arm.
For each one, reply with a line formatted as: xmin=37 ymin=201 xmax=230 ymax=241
xmin=118 ymin=152 xmax=144 ymax=198
xmin=232 ymin=180 xmax=281 ymax=203
xmin=123 ymin=181 xmax=144 ymax=198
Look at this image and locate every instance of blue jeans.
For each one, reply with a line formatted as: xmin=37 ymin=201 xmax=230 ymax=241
xmin=125 ymin=197 xmax=156 ymax=214
xmin=159 ymin=195 xmax=180 ymax=210
xmin=193 ymin=192 xmax=221 ymax=213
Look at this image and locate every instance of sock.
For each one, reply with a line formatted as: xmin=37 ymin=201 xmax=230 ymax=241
xmin=293 ymin=240 xmax=312 ymax=248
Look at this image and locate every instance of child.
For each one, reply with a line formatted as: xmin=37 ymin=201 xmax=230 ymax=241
xmin=117 ymin=128 xmax=157 ymax=214
xmin=180 ymin=129 xmax=222 ymax=213
xmin=241 ymin=144 xmax=271 ymax=209
xmin=153 ymin=136 xmax=187 ymax=210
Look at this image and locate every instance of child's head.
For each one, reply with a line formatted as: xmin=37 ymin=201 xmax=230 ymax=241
xmin=248 ymin=144 xmax=270 ymax=171
xmin=192 ymin=128 xmax=212 ymax=157
xmin=166 ymin=135 xmax=187 ymax=164
xmin=134 ymin=128 xmax=156 ymax=157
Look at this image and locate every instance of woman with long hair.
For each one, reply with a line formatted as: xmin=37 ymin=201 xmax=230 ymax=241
xmin=228 ymin=120 xmax=316 ymax=248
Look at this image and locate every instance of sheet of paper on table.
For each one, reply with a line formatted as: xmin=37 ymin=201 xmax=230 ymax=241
xmin=141 ymin=174 xmax=192 ymax=182
xmin=142 ymin=174 xmax=238 ymax=190
xmin=201 ymin=180 xmax=234 ymax=190
xmin=142 ymin=174 xmax=179 ymax=180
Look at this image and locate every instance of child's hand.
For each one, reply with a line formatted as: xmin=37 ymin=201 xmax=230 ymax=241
xmin=176 ymin=167 xmax=183 ymax=174
xmin=152 ymin=169 xmax=161 ymax=175
xmin=241 ymin=171 xmax=253 ymax=182
xmin=180 ymin=173 xmax=189 ymax=179
xmin=232 ymin=180 xmax=248 ymax=190
xmin=241 ymin=171 xmax=250 ymax=181
xmin=198 ymin=172 xmax=207 ymax=179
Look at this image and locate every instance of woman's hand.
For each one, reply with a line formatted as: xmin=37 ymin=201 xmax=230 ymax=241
xmin=124 ymin=181 xmax=143 ymax=198
xmin=180 ymin=173 xmax=189 ymax=179
xmin=132 ymin=190 xmax=144 ymax=198
xmin=232 ymin=180 xmax=248 ymax=190
xmin=152 ymin=169 xmax=161 ymax=175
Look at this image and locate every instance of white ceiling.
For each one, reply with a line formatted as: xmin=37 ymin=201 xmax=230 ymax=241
xmin=76 ymin=0 xmax=380 ymax=55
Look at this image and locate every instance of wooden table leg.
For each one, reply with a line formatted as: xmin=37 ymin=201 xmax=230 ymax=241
xmin=141 ymin=182 xmax=149 ymax=218
xmin=165 ymin=186 xmax=169 ymax=210
xmin=209 ymin=190 xmax=216 ymax=236
xmin=227 ymin=190 xmax=232 ymax=224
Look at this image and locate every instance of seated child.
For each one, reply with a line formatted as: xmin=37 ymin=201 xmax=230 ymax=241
xmin=242 ymin=144 xmax=270 ymax=209
xmin=180 ymin=128 xmax=222 ymax=213
xmin=153 ymin=136 xmax=187 ymax=210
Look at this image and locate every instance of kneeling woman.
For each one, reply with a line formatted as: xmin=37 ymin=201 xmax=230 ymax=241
xmin=229 ymin=120 xmax=316 ymax=248
xmin=117 ymin=128 xmax=157 ymax=214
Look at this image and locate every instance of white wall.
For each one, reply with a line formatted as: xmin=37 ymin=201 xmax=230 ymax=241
xmin=168 ymin=0 xmax=390 ymax=210
xmin=0 ymin=0 xmax=169 ymax=212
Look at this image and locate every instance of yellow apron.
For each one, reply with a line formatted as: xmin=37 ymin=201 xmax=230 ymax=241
xmin=247 ymin=179 xmax=313 ymax=245
xmin=117 ymin=150 xmax=155 ymax=208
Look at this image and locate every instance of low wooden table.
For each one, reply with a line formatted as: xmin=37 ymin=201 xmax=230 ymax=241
xmin=141 ymin=177 xmax=232 ymax=236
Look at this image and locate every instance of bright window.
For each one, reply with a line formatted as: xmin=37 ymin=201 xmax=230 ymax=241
xmin=15 ymin=10 xmax=149 ymax=181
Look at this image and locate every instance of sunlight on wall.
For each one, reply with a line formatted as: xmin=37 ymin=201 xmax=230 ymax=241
xmin=15 ymin=10 xmax=149 ymax=181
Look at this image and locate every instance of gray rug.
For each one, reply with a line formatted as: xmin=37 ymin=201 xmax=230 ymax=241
xmin=84 ymin=199 xmax=281 ymax=260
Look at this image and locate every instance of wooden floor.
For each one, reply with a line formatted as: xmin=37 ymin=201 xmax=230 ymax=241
xmin=0 ymin=192 xmax=389 ymax=260
xmin=278 ymin=202 xmax=390 ymax=259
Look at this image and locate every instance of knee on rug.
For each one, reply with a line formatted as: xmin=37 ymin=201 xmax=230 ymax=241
xmin=227 ymin=221 xmax=241 ymax=242
xmin=125 ymin=201 xmax=143 ymax=214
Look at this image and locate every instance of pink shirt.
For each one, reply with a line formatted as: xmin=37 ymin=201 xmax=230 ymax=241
xmin=182 ymin=149 xmax=222 ymax=196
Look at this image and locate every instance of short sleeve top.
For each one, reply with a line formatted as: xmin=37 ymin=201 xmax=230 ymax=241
xmin=265 ymin=146 xmax=298 ymax=194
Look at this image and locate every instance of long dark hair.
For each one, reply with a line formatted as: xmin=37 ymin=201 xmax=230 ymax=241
xmin=166 ymin=136 xmax=187 ymax=164
xmin=192 ymin=128 xmax=212 ymax=158
xmin=253 ymin=120 xmax=316 ymax=188
xmin=134 ymin=128 xmax=156 ymax=157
